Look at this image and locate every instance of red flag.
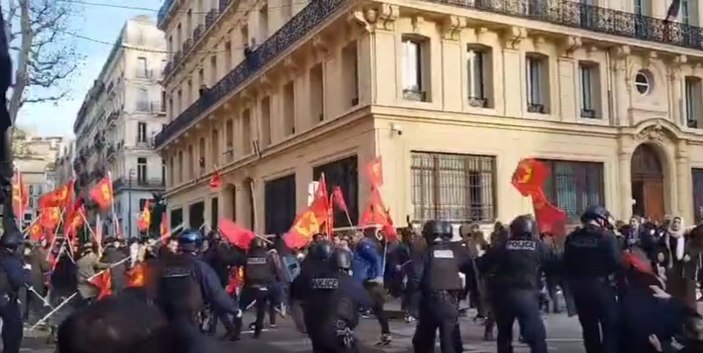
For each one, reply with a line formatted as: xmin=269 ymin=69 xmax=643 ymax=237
xmin=284 ymin=196 xmax=328 ymax=249
xmin=365 ymin=157 xmax=384 ymax=187
xmin=39 ymin=180 xmax=74 ymax=209
xmin=359 ymin=187 xmax=397 ymax=240
xmin=623 ymin=248 xmax=656 ymax=276
xmin=511 ymin=159 xmax=549 ymax=197
xmin=89 ymin=270 xmax=112 ymax=300
xmin=28 ymin=223 xmax=44 ymax=241
xmin=332 ymin=186 xmax=348 ymax=213
xmin=90 ymin=177 xmax=114 ymax=210
xmin=532 ymin=193 xmax=567 ymax=236
xmin=65 ymin=206 xmax=86 ymax=239
xmin=317 ymin=174 xmax=333 ymax=236
xmin=218 ymin=218 xmax=256 ymax=250
xmin=39 ymin=207 xmax=62 ymax=231
xmin=210 ymin=169 xmax=222 ymax=190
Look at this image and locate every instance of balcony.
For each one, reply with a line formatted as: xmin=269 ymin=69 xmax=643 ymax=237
xmin=155 ymin=0 xmax=703 ymax=148
xmin=112 ymin=177 xmax=165 ymax=192
xmin=162 ymin=3 xmax=235 ymax=82
xmin=155 ymin=0 xmax=345 ymax=147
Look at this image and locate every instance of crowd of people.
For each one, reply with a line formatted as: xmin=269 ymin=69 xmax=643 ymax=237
xmin=0 ymin=205 xmax=701 ymax=353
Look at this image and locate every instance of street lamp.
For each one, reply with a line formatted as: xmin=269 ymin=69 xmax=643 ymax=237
xmin=128 ymin=168 xmax=135 ymax=238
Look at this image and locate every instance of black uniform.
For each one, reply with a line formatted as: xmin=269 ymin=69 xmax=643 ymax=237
xmin=0 ymin=231 xmax=28 ymax=353
xmin=291 ymin=248 xmax=371 ymax=353
xmin=412 ymin=221 xmax=468 ymax=353
xmin=482 ymin=215 xmax=549 ymax=353
xmin=563 ymin=206 xmax=621 ymax=353
xmin=243 ymin=240 xmax=277 ymax=338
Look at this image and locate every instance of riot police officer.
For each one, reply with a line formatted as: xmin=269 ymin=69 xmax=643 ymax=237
xmin=412 ymin=220 xmax=468 ymax=353
xmin=0 ymin=230 xmax=29 ymax=353
xmin=563 ymin=205 xmax=621 ymax=353
xmin=242 ymin=237 xmax=278 ymax=338
xmin=291 ymin=246 xmax=372 ymax=353
xmin=155 ymin=229 xmax=242 ymax=350
xmin=481 ymin=215 xmax=549 ymax=353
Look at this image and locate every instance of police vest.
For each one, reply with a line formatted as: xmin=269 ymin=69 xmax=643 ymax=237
xmin=307 ymin=272 xmax=356 ymax=324
xmin=424 ymin=244 xmax=462 ymax=291
xmin=564 ymin=228 xmax=614 ymax=278
xmin=245 ymin=249 xmax=274 ymax=284
xmin=497 ymin=238 xmax=540 ymax=289
xmin=156 ymin=257 xmax=203 ymax=321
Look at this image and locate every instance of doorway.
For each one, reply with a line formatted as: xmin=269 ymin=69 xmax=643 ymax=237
xmin=631 ymin=144 xmax=665 ymax=221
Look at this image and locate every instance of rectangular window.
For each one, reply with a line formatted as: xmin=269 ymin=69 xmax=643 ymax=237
xmin=264 ymin=174 xmax=297 ymax=235
xmin=169 ymin=156 xmax=175 ymax=186
xmin=283 ymin=82 xmax=295 ymax=135
xmin=211 ymin=129 xmax=219 ymax=166
xmin=176 ymin=151 xmax=185 ymax=184
xmin=579 ymin=62 xmax=600 ymax=118
xmin=467 ymin=45 xmax=492 ymax=108
xmin=242 ymin=109 xmax=252 ymax=155
xmin=402 ymin=37 xmax=426 ymax=101
xmin=526 ymin=55 xmax=548 ymax=113
xmin=211 ymin=197 xmax=219 ymax=227
xmin=259 ymin=5 xmax=268 ymax=39
xmin=210 ymin=55 xmax=217 ymax=85
xmin=692 ymin=168 xmax=703 ymax=223
xmin=309 ymin=64 xmax=324 ymax=122
xmin=313 ymin=156 xmax=359 ymax=226
xmin=540 ymin=159 xmax=605 ymax=222
xmin=224 ymin=41 xmax=232 ymax=70
xmin=137 ymin=57 xmax=148 ymax=77
xmin=198 ymin=137 xmax=206 ymax=174
xmin=261 ymin=97 xmax=271 ymax=146
xmin=682 ymin=0 xmax=690 ymax=24
xmin=685 ymin=76 xmax=701 ymax=128
xmin=137 ymin=157 xmax=147 ymax=184
xmin=187 ymin=145 xmax=194 ymax=180
xmin=137 ymin=122 xmax=147 ymax=143
xmin=341 ymin=41 xmax=359 ymax=107
xmin=161 ymin=159 xmax=166 ymax=186
xmin=225 ymin=119 xmax=234 ymax=162
xmin=411 ymin=152 xmax=496 ymax=223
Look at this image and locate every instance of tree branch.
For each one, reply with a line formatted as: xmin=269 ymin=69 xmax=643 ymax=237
xmin=6 ymin=0 xmax=81 ymax=122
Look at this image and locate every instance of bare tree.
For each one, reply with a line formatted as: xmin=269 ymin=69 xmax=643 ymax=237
xmin=3 ymin=0 xmax=81 ymax=123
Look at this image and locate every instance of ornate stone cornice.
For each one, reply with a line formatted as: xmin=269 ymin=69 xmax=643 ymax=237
xmin=347 ymin=3 xmax=398 ymax=33
xmin=501 ymin=26 xmax=527 ymax=49
xmin=440 ymin=15 xmax=467 ymax=41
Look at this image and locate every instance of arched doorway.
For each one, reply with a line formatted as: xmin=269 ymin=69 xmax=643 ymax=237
xmin=631 ymin=144 xmax=665 ymax=221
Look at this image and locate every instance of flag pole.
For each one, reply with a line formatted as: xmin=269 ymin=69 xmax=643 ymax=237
xmin=107 ymin=172 xmax=122 ymax=238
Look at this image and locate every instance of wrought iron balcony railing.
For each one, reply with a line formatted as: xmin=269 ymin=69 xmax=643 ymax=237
xmin=155 ymin=0 xmax=344 ymax=148
xmin=112 ymin=177 xmax=165 ymax=191
xmin=155 ymin=0 xmax=703 ymax=148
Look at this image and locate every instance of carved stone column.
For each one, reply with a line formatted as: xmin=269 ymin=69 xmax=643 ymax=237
xmin=675 ymin=140 xmax=690 ymax=220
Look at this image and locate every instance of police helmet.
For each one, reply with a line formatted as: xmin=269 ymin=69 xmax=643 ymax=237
xmin=331 ymin=249 xmax=353 ymax=271
xmin=309 ymin=240 xmax=334 ymax=261
xmin=580 ymin=205 xmax=612 ymax=225
xmin=177 ymin=229 xmax=203 ymax=251
xmin=0 ymin=230 xmax=22 ymax=250
xmin=422 ymin=220 xmax=453 ymax=243
xmin=509 ymin=215 xmax=537 ymax=238
xmin=249 ymin=237 xmax=266 ymax=250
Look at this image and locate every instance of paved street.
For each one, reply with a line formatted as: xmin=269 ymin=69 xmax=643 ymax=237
xmin=20 ymin=306 xmax=588 ymax=353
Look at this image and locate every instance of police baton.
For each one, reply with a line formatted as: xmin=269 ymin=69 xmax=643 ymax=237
xmin=29 ymin=292 xmax=78 ymax=331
